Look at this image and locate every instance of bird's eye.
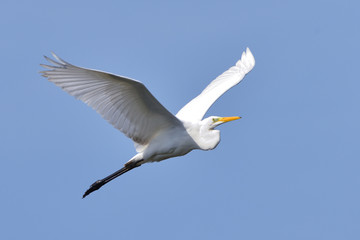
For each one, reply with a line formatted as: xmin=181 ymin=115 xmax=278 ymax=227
xmin=212 ymin=118 xmax=219 ymax=123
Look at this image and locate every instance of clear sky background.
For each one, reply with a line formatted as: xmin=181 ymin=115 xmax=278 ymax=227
xmin=1 ymin=0 xmax=359 ymax=239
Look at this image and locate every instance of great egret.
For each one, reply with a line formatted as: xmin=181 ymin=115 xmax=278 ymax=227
xmin=40 ymin=48 xmax=255 ymax=198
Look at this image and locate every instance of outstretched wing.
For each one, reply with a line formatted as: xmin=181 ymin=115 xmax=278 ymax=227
xmin=41 ymin=53 xmax=181 ymax=145
xmin=176 ymin=48 xmax=255 ymax=122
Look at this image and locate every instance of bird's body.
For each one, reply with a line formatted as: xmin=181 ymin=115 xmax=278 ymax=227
xmin=131 ymin=123 xmax=197 ymax=163
xmin=40 ymin=48 xmax=255 ymax=198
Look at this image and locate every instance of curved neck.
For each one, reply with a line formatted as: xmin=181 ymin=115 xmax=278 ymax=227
xmin=183 ymin=121 xmax=221 ymax=151
xmin=186 ymin=123 xmax=219 ymax=150
xmin=198 ymin=128 xmax=220 ymax=150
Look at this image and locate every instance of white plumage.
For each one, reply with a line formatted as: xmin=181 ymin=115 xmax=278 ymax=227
xmin=40 ymin=48 xmax=255 ymax=198
xmin=41 ymin=55 xmax=180 ymax=145
xmin=176 ymin=48 xmax=255 ymax=121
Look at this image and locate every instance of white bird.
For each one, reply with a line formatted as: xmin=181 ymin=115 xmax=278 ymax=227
xmin=40 ymin=48 xmax=255 ymax=198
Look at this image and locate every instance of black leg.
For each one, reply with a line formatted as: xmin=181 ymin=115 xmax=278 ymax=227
xmin=82 ymin=161 xmax=142 ymax=198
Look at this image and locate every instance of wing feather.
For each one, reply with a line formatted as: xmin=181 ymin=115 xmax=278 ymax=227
xmin=176 ymin=48 xmax=255 ymax=121
xmin=41 ymin=53 xmax=181 ymax=145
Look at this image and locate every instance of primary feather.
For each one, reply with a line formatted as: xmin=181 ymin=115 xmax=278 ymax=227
xmin=41 ymin=53 xmax=181 ymax=145
xmin=176 ymin=48 xmax=255 ymax=122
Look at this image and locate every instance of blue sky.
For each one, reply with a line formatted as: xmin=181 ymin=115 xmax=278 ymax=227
xmin=1 ymin=0 xmax=359 ymax=239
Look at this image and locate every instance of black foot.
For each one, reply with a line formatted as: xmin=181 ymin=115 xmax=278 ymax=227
xmin=82 ymin=179 xmax=105 ymax=198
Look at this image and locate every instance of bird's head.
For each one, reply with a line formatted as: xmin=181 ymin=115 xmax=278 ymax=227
xmin=194 ymin=116 xmax=241 ymax=150
xmin=204 ymin=116 xmax=241 ymax=130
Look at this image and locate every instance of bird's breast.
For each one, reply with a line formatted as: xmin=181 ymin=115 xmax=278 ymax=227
xmin=142 ymin=126 xmax=199 ymax=163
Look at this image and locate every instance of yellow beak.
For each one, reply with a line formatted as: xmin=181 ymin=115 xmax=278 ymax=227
xmin=219 ymin=116 xmax=241 ymax=123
